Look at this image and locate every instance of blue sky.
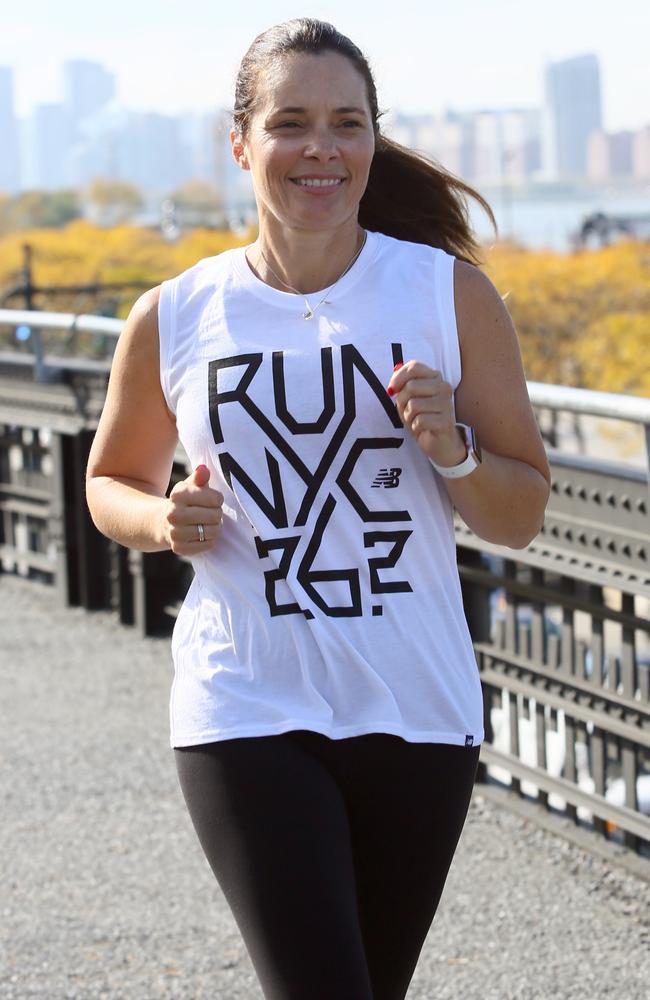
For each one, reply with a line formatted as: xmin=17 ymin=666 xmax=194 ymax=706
xmin=4 ymin=0 xmax=649 ymax=130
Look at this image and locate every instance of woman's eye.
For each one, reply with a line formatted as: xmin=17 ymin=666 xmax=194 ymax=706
xmin=277 ymin=121 xmax=301 ymax=128
xmin=340 ymin=120 xmax=362 ymax=129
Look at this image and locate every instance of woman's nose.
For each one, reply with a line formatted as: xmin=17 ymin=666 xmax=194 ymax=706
xmin=303 ymin=127 xmax=339 ymax=159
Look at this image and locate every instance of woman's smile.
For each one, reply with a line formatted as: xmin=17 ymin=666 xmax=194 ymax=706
xmin=290 ymin=175 xmax=347 ymax=193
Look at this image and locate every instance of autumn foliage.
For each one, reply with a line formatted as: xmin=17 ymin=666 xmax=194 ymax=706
xmin=0 ymin=221 xmax=253 ymax=318
xmin=0 ymin=223 xmax=648 ymax=396
xmin=483 ymin=239 xmax=650 ymax=397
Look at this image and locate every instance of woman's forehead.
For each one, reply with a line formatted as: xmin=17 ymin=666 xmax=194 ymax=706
xmin=256 ymin=51 xmax=370 ymax=112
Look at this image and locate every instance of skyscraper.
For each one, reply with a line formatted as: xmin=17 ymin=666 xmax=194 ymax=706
xmin=22 ymin=104 xmax=71 ymax=189
xmin=117 ymin=111 xmax=190 ymax=192
xmin=0 ymin=66 xmax=20 ymax=192
xmin=542 ymin=54 xmax=602 ymax=181
xmin=63 ymin=59 xmax=115 ymax=131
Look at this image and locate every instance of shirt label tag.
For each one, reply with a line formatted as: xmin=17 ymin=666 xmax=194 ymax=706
xmin=465 ymin=734 xmax=474 ymax=747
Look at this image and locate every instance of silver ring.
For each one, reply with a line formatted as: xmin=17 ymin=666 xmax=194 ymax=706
xmin=197 ymin=523 xmax=205 ymax=543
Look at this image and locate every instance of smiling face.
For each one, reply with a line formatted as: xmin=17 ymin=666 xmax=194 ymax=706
xmin=231 ymin=51 xmax=376 ymax=237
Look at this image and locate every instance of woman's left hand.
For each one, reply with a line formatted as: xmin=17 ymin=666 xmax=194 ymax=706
xmin=387 ymin=360 xmax=467 ymax=468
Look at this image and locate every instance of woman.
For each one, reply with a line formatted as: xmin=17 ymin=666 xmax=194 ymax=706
xmin=86 ymin=18 xmax=550 ymax=1000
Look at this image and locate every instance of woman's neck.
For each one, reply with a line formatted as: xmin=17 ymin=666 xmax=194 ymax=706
xmin=247 ymin=221 xmax=366 ymax=294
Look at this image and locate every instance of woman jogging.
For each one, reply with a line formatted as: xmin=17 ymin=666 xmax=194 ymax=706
xmin=86 ymin=17 xmax=550 ymax=1000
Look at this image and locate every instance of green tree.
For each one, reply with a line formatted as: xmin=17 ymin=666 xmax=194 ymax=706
xmin=85 ymin=178 xmax=144 ymax=225
xmin=166 ymin=180 xmax=224 ymax=229
xmin=0 ymin=190 xmax=81 ymax=234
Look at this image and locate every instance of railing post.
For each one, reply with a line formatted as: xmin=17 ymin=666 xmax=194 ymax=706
xmin=460 ymin=547 xmax=492 ymax=643
xmin=107 ymin=540 xmax=134 ymax=625
xmin=128 ymin=549 xmax=148 ymax=637
xmin=645 ymin=422 xmax=650 ymax=510
xmin=127 ymin=546 xmax=191 ymax=638
xmin=459 ymin=547 xmax=492 ymax=783
xmin=49 ymin=431 xmax=74 ymax=606
xmin=21 ymin=243 xmax=34 ymax=311
xmin=56 ymin=429 xmax=109 ymax=610
xmin=73 ymin=431 xmax=104 ymax=609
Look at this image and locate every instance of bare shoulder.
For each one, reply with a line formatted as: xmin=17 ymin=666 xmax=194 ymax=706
xmin=453 ymin=257 xmax=495 ymax=293
xmin=132 ymin=284 xmax=161 ymax=315
xmin=104 ymin=284 xmax=170 ymax=419
xmin=87 ymin=283 xmax=177 ymax=486
xmin=119 ymin=285 xmax=161 ymax=344
xmin=453 ymin=259 xmax=515 ymax=357
xmin=109 ymin=285 xmax=163 ymax=376
xmin=451 ymin=258 xmax=551 ymax=485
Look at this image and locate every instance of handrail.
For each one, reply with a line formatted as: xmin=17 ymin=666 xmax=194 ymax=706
xmin=1 ymin=307 xmax=650 ymax=432
xmin=0 ymin=308 xmax=123 ymax=336
xmin=527 ymin=380 xmax=650 ymax=424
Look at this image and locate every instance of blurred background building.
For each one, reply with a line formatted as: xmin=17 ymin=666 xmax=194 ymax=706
xmin=0 ymin=66 xmax=20 ymax=193
xmin=0 ymin=51 xmax=648 ymax=223
xmin=541 ymin=53 xmax=603 ymax=182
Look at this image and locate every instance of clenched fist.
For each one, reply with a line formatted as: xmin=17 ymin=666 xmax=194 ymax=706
xmin=387 ymin=361 xmax=467 ymax=468
xmin=163 ymin=464 xmax=224 ymax=555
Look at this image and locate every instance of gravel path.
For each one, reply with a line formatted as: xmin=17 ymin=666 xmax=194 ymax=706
xmin=2 ymin=574 xmax=649 ymax=999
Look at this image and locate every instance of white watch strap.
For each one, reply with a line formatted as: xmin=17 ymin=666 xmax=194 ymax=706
xmin=428 ymin=425 xmax=480 ymax=479
xmin=428 ymin=450 xmax=479 ymax=478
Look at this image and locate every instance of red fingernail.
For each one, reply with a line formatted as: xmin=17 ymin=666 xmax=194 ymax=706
xmin=387 ymin=386 xmax=395 ymax=397
xmin=393 ymin=362 xmax=403 ymax=371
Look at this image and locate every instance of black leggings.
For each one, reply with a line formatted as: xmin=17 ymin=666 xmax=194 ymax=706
xmin=175 ymin=729 xmax=480 ymax=1000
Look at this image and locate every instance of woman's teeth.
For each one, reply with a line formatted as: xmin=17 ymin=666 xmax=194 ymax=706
xmin=292 ymin=178 xmax=343 ymax=187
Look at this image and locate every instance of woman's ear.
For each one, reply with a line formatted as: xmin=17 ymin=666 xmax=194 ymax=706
xmin=230 ymin=129 xmax=250 ymax=171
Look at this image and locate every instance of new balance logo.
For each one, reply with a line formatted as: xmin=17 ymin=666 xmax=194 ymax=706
xmin=371 ymin=467 xmax=402 ymax=489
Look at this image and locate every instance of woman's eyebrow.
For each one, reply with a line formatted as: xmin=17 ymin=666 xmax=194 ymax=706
xmin=272 ymin=106 xmax=368 ymax=114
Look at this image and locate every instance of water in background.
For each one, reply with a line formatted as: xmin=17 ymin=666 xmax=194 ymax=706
xmin=468 ymin=187 xmax=650 ymax=252
xmin=466 ymin=188 xmax=649 ymax=468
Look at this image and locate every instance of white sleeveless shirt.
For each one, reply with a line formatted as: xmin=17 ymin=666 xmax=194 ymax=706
xmin=158 ymin=230 xmax=484 ymax=748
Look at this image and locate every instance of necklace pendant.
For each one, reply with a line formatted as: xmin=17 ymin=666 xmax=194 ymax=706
xmin=303 ymin=298 xmax=329 ymax=320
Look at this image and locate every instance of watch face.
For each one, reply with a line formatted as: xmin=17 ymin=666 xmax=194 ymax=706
xmin=472 ymin=428 xmax=482 ymax=463
xmin=466 ymin=424 xmax=482 ymax=463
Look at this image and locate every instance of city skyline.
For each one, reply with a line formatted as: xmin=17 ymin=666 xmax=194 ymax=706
xmin=2 ymin=0 xmax=649 ymax=132
xmin=3 ymin=48 xmax=649 ymax=198
xmin=3 ymin=50 xmax=634 ymax=127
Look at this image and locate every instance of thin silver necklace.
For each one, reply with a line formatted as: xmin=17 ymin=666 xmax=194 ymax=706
xmin=253 ymin=231 xmax=367 ymax=320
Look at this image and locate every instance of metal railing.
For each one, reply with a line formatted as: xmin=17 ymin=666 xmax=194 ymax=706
xmin=0 ymin=308 xmax=123 ymax=335
xmin=1 ymin=308 xmax=649 ymax=857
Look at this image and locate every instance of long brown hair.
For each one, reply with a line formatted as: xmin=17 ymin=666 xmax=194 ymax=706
xmin=233 ymin=17 xmax=497 ymax=266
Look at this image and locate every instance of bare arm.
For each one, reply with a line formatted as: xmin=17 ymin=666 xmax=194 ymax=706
xmin=388 ymin=260 xmax=551 ymax=549
xmin=85 ymin=286 xmax=223 ymax=553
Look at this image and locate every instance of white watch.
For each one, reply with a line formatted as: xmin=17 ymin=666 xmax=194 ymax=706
xmin=428 ymin=423 xmax=482 ymax=479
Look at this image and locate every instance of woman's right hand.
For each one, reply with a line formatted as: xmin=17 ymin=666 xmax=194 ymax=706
xmin=164 ymin=464 xmax=224 ymax=555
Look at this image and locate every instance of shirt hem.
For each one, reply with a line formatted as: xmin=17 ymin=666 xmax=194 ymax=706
xmin=171 ymin=720 xmax=484 ymax=749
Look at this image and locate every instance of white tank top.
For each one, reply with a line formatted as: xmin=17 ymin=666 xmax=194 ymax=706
xmin=158 ymin=230 xmax=484 ymax=748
